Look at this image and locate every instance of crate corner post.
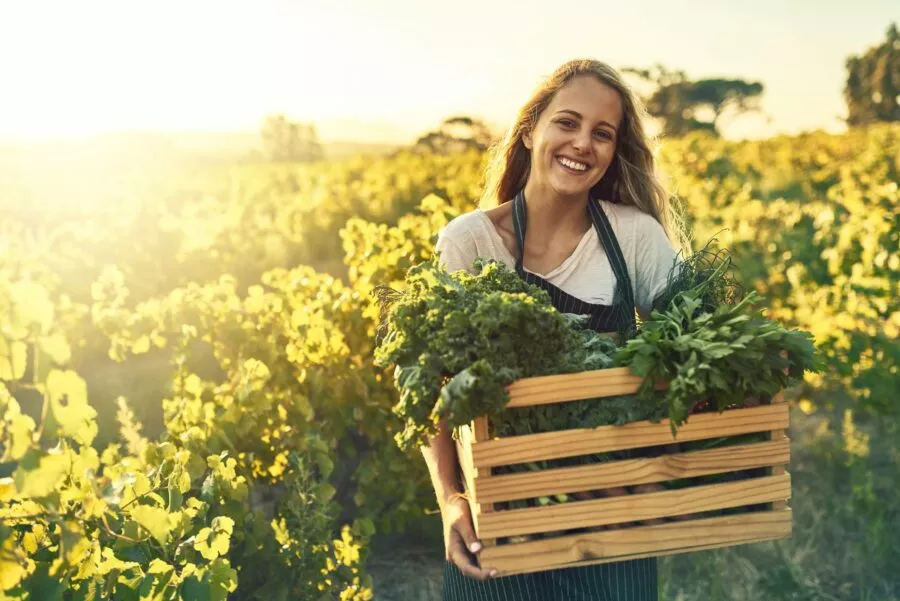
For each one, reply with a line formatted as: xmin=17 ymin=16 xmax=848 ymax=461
xmin=455 ymin=416 xmax=497 ymax=552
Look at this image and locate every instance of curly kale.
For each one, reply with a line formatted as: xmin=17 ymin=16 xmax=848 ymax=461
xmin=373 ymin=259 xmax=619 ymax=451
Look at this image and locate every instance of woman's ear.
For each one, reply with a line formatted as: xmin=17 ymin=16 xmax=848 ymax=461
xmin=522 ymin=130 xmax=533 ymax=150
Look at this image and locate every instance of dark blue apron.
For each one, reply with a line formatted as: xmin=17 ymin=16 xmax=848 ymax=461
xmin=443 ymin=190 xmax=657 ymax=600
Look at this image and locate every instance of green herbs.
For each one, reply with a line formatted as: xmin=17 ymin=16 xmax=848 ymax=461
xmin=374 ymin=244 xmax=821 ymax=451
xmin=373 ymin=258 xmax=614 ymax=451
xmin=650 ymin=240 xmax=743 ymax=315
xmin=615 ymin=248 xmax=821 ymax=435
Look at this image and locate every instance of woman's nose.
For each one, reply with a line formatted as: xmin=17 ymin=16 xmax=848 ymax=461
xmin=571 ymin=130 xmax=591 ymax=153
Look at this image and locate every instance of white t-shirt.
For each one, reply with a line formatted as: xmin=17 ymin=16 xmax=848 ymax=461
xmin=433 ymin=200 xmax=680 ymax=319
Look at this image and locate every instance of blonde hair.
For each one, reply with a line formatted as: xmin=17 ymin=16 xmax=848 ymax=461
xmin=480 ymin=58 xmax=688 ymax=251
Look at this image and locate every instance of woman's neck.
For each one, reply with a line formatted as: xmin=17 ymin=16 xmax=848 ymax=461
xmin=521 ymin=180 xmax=592 ymax=243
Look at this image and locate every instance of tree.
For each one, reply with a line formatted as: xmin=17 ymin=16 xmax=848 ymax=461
xmin=845 ymin=23 xmax=900 ymax=126
xmin=624 ymin=65 xmax=764 ymax=137
xmin=261 ymin=114 xmax=324 ymax=162
xmin=412 ymin=116 xmax=495 ymax=154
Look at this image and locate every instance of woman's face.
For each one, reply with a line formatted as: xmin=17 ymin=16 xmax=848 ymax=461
xmin=522 ymin=75 xmax=623 ymax=200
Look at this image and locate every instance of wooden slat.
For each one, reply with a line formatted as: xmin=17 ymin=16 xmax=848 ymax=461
xmin=472 ymin=404 xmax=789 ymax=468
xmin=505 ymin=367 xmax=667 ymax=408
xmin=475 ymin=439 xmax=790 ymax=503
xmin=477 ymin=473 xmax=790 ymax=539
xmin=479 ymin=510 xmax=792 ymax=576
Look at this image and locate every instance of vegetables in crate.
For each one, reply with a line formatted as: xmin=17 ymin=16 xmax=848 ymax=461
xmin=373 ymin=243 xmax=821 ymax=453
xmin=372 ymin=258 xmax=617 ymax=451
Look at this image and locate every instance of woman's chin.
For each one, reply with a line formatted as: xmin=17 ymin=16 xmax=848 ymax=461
xmin=549 ymin=178 xmax=594 ymax=199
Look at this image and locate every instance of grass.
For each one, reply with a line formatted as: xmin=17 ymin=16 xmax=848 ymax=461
xmin=367 ymin=515 xmax=445 ymax=601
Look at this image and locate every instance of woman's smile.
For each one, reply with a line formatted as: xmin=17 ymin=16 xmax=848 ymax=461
xmin=556 ymin=155 xmax=591 ymax=174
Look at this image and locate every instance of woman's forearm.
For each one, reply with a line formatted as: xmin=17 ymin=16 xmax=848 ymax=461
xmin=420 ymin=418 xmax=464 ymax=511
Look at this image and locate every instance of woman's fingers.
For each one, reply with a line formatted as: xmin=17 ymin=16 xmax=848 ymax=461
xmin=448 ymin=529 xmax=497 ymax=580
xmin=442 ymin=497 xmax=498 ymax=580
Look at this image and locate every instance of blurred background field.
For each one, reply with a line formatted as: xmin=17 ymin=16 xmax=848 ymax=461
xmin=1 ymin=2 xmax=898 ymax=600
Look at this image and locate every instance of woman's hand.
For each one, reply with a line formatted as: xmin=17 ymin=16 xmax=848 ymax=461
xmin=442 ymin=496 xmax=497 ymax=580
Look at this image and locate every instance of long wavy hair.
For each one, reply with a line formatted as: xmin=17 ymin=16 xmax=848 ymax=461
xmin=479 ymin=58 xmax=688 ymax=250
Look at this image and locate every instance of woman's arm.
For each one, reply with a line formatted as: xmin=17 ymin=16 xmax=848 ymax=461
xmin=425 ymin=216 xmax=496 ymax=579
xmin=420 ymin=418 xmax=464 ymax=511
xmin=421 ymin=418 xmax=496 ymax=580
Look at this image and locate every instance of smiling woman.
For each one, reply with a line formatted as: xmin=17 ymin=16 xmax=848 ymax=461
xmin=425 ymin=58 xmax=689 ymax=601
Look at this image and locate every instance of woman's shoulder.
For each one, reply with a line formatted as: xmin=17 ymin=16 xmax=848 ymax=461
xmin=596 ymin=199 xmax=666 ymax=238
xmin=440 ymin=204 xmax=512 ymax=246
xmin=442 ymin=208 xmax=486 ymax=234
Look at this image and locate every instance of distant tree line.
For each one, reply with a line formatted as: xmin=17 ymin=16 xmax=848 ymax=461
xmin=258 ymin=22 xmax=898 ymax=161
xmin=260 ymin=114 xmax=323 ymax=162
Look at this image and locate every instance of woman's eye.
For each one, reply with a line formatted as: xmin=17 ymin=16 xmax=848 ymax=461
xmin=594 ymin=130 xmax=612 ymax=140
xmin=558 ymin=119 xmax=576 ymax=128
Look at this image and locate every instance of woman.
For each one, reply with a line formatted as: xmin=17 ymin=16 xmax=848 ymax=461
xmin=423 ymin=59 xmax=687 ymax=600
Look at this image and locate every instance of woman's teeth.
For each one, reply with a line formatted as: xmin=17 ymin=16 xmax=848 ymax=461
xmin=557 ymin=156 xmax=588 ymax=172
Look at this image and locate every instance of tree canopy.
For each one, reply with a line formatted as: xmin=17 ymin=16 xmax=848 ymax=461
xmin=412 ymin=116 xmax=495 ymax=154
xmin=624 ymin=65 xmax=764 ymax=137
xmin=845 ymin=22 xmax=900 ymax=126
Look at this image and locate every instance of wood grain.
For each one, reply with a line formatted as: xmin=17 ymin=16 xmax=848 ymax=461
xmin=476 ymin=473 xmax=791 ymax=539
xmin=471 ymin=404 xmax=789 ymax=468
xmin=474 ymin=439 xmax=790 ymax=503
xmin=479 ymin=510 xmax=792 ymax=576
xmin=505 ymin=367 xmax=667 ymax=408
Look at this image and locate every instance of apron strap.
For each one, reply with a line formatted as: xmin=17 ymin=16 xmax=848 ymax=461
xmin=587 ymin=197 xmax=636 ymax=319
xmin=511 ymin=190 xmax=636 ymax=329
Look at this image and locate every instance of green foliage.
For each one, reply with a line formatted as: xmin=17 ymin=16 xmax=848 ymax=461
xmin=659 ymin=124 xmax=900 ymax=418
xmin=624 ymin=64 xmax=764 ymax=136
xmin=0 ymin=234 xmax=373 ymax=600
xmin=412 ymin=116 xmax=496 ymax=154
xmin=845 ymin=23 xmax=900 ymax=126
xmin=618 ymin=283 xmax=820 ymax=433
xmin=1 ymin=119 xmax=898 ymax=600
xmin=373 ymin=258 xmax=600 ymax=450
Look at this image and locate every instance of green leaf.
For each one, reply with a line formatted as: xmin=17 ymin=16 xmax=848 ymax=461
xmin=194 ymin=517 xmax=233 ymax=560
xmin=207 ymin=558 xmax=238 ymax=601
xmin=38 ymin=333 xmax=72 ymax=365
xmin=180 ymin=560 xmax=237 ymax=601
xmin=43 ymin=369 xmax=98 ymax=446
xmin=130 ymin=504 xmax=172 ymax=546
xmin=97 ymin=547 xmax=140 ymax=576
xmin=0 ymin=535 xmax=30 ymax=589
xmin=1 ymin=388 xmax=37 ymax=462
xmin=9 ymin=280 xmax=54 ymax=335
xmin=13 ymin=449 xmax=68 ymax=498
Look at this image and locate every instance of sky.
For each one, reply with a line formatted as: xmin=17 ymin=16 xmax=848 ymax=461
xmin=0 ymin=0 xmax=897 ymax=144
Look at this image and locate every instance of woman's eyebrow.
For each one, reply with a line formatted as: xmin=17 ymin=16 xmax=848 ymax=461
xmin=556 ymin=109 xmax=618 ymax=132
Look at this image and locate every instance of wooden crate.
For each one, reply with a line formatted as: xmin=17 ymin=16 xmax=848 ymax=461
xmin=455 ymin=366 xmax=791 ymax=577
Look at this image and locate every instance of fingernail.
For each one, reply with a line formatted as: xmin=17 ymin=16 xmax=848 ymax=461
xmin=469 ymin=542 xmax=482 ymax=553
xmin=490 ymin=570 xmax=498 ymax=577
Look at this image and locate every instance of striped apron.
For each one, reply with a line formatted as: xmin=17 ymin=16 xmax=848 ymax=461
xmin=443 ymin=190 xmax=658 ymax=600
